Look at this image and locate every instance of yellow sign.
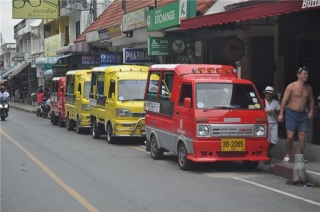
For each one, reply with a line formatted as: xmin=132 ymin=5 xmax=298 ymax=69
xmin=12 ymin=0 xmax=59 ymax=19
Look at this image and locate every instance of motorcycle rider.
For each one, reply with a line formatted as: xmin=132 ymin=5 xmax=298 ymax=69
xmin=0 ymin=86 xmax=10 ymax=116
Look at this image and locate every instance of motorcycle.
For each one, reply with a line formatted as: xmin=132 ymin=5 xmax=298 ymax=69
xmin=0 ymin=97 xmax=9 ymax=121
xmin=37 ymin=98 xmax=51 ymax=119
xmin=42 ymin=99 xmax=51 ymax=119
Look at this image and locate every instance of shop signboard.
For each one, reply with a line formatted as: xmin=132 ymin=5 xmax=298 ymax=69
xmin=86 ymin=30 xmax=100 ymax=43
xmin=12 ymin=0 xmax=58 ymax=19
xmin=108 ymin=23 xmax=123 ymax=40
xmin=81 ymin=55 xmax=100 ymax=66
xmin=123 ymin=48 xmax=155 ymax=64
xmin=123 ymin=7 xmax=148 ymax=32
xmin=148 ymin=37 xmax=188 ymax=56
xmin=97 ymin=27 xmax=111 ymax=42
xmin=12 ymin=57 xmax=25 ymax=62
xmin=146 ymin=0 xmax=196 ymax=31
xmin=28 ymin=67 xmax=36 ymax=81
xmin=100 ymin=53 xmax=122 ymax=66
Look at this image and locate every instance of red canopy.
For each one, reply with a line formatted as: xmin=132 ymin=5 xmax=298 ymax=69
xmin=181 ymin=1 xmax=320 ymax=30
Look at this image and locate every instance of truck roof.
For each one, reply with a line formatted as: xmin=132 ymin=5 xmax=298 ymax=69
xmin=149 ymin=64 xmax=237 ymax=79
xmin=52 ymin=77 xmax=65 ymax=81
xmin=65 ymin=69 xmax=91 ymax=76
xmin=92 ymin=65 xmax=149 ymax=73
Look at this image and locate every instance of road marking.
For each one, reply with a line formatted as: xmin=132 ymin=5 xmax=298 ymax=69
xmin=0 ymin=129 xmax=99 ymax=212
xmin=130 ymin=145 xmax=147 ymax=153
xmin=307 ymin=170 xmax=320 ymax=176
xmin=233 ymin=177 xmax=320 ymax=207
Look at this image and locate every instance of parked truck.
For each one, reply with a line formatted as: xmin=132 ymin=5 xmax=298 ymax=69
xmin=144 ymin=64 xmax=269 ymax=170
xmin=89 ymin=65 xmax=149 ymax=143
xmin=50 ymin=77 xmax=66 ymax=127
xmin=64 ymin=70 xmax=92 ymax=134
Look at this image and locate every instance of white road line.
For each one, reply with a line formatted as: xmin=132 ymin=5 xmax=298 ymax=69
xmin=233 ymin=177 xmax=320 ymax=207
xmin=307 ymin=170 xmax=320 ymax=176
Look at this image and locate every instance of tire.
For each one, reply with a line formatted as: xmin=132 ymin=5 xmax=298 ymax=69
xmin=58 ymin=113 xmax=65 ymax=127
xmin=66 ymin=114 xmax=74 ymax=131
xmin=36 ymin=109 xmax=40 ymax=117
xmin=106 ymin=123 xmax=115 ymax=144
xmin=52 ymin=113 xmax=58 ymax=125
xmin=76 ymin=116 xmax=83 ymax=134
xmin=242 ymin=161 xmax=259 ymax=170
xmin=178 ymin=143 xmax=193 ymax=170
xmin=91 ymin=119 xmax=101 ymax=139
xmin=150 ymin=135 xmax=164 ymax=160
xmin=1 ymin=112 xmax=5 ymax=121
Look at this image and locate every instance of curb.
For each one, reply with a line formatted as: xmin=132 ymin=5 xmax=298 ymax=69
xmin=272 ymin=163 xmax=320 ymax=186
xmin=11 ymin=106 xmax=36 ymax=113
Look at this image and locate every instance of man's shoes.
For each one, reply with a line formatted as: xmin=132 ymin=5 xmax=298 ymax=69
xmin=282 ymin=157 xmax=290 ymax=163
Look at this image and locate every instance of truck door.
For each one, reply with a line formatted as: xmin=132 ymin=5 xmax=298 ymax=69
xmin=173 ymin=83 xmax=194 ymax=151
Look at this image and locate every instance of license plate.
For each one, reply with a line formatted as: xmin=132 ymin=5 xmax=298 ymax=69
xmin=221 ymin=138 xmax=245 ymax=151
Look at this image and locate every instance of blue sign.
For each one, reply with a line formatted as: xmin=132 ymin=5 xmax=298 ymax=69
xmin=123 ymin=48 xmax=155 ymax=64
xmin=100 ymin=53 xmax=122 ymax=66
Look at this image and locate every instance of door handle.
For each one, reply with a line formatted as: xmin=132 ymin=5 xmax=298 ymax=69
xmin=176 ymin=111 xmax=179 ymax=115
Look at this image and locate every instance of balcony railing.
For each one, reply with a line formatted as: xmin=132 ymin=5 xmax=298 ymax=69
xmin=1 ymin=43 xmax=16 ymax=53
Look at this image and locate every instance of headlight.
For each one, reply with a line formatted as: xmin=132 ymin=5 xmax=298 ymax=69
xmin=0 ymin=105 xmax=3 ymax=108
xmin=82 ymin=104 xmax=90 ymax=111
xmin=116 ymin=108 xmax=131 ymax=117
xmin=255 ymin=125 xmax=265 ymax=136
xmin=4 ymin=104 xmax=8 ymax=108
xmin=198 ymin=125 xmax=209 ymax=136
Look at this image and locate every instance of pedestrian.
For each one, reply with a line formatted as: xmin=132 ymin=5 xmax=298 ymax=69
xmin=37 ymin=88 xmax=44 ymax=104
xmin=278 ymin=67 xmax=314 ymax=163
xmin=263 ymin=86 xmax=280 ymax=165
xmin=36 ymin=85 xmax=43 ymax=94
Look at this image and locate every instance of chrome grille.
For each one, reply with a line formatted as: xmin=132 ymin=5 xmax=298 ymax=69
xmin=206 ymin=124 xmax=262 ymax=137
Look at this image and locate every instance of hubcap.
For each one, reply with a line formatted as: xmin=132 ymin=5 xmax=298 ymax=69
xmin=179 ymin=147 xmax=186 ymax=166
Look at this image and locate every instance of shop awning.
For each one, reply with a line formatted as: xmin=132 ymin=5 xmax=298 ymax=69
xmin=0 ymin=66 xmax=16 ymax=78
xmin=35 ymin=54 xmax=71 ymax=66
xmin=56 ymin=42 xmax=92 ymax=55
xmin=181 ymin=1 xmax=320 ymax=30
xmin=44 ymin=69 xmax=53 ymax=78
xmin=8 ymin=62 xmax=31 ymax=79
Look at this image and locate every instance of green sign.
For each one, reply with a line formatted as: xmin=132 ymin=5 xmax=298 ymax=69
xmin=146 ymin=2 xmax=180 ymax=31
xmin=148 ymin=37 xmax=188 ymax=56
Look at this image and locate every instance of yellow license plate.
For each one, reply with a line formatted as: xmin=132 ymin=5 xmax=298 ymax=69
xmin=221 ymin=138 xmax=245 ymax=151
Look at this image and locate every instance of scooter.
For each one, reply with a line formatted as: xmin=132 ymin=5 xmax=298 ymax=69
xmin=0 ymin=97 xmax=9 ymax=121
xmin=42 ymin=99 xmax=51 ymax=119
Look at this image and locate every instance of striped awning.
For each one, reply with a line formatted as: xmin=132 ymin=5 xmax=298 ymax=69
xmin=56 ymin=41 xmax=92 ymax=55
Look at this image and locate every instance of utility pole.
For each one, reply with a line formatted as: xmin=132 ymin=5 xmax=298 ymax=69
xmin=92 ymin=0 xmax=97 ymax=21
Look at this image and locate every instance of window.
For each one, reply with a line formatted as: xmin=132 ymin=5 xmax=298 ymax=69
xmin=108 ymin=80 xmax=115 ymax=99
xmin=76 ymin=21 xmax=80 ymax=38
xmin=179 ymin=84 xmax=192 ymax=106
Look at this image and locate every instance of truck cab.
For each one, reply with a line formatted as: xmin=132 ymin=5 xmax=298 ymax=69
xmin=50 ymin=77 xmax=66 ymax=127
xmin=89 ymin=65 xmax=149 ymax=144
xmin=64 ymin=70 xmax=91 ymax=133
xmin=144 ymin=64 xmax=269 ymax=170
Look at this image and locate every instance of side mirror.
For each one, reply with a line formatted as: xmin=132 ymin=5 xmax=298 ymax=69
xmin=183 ymin=98 xmax=191 ymax=108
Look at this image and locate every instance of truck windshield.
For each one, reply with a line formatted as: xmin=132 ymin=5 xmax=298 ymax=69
xmin=118 ymin=80 xmax=146 ymax=101
xmin=196 ymin=83 xmax=262 ymax=110
xmin=84 ymin=81 xmax=90 ymax=98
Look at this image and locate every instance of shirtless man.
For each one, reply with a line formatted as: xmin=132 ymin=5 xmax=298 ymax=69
xmin=278 ymin=67 xmax=314 ymax=163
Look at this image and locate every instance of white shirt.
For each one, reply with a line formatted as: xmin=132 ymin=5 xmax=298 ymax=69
xmin=265 ymin=99 xmax=280 ymax=123
xmin=0 ymin=91 xmax=10 ymax=99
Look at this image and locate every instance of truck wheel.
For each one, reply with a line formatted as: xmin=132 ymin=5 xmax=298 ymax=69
xmin=58 ymin=113 xmax=65 ymax=127
xmin=52 ymin=114 xmax=58 ymax=125
xmin=76 ymin=116 xmax=83 ymax=134
xmin=66 ymin=115 xmax=74 ymax=131
xmin=178 ymin=143 xmax=193 ymax=170
xmin=150 ymin=135 xmax=164 ymax=160
xmin=242 ymin=161 xmax=259 ymax=170
xmin=91 ymin=119 xmax=101 ymax=139
xmin=106 ymin=123 xmax=115 ymax=144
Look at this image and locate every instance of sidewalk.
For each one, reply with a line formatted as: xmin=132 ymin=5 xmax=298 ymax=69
xmin=7 ymin=101 xmax=320 ymax=186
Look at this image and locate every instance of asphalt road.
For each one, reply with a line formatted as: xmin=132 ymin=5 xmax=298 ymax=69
xmin=1 ymin=108 xmax=320 ymax=212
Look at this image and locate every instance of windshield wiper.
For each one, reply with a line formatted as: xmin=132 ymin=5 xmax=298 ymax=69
xmin=121 ymin=98 xmax=144 ymax=102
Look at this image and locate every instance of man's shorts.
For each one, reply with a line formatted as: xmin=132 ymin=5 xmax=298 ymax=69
xmin=285 ymin=108 xmax=308 ymax=132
